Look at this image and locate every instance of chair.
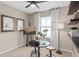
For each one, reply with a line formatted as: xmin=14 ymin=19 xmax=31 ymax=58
xmin=30 ymin=40 xmax=40 ymax=57
xmin=46 ymin=46 xmax=56 ymax=57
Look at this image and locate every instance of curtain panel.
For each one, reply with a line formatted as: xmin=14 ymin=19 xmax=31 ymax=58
xmin=51 ymin=7 xmax=60 ymax=49
xmin=33 ymin=13 xmax=40 ymax=34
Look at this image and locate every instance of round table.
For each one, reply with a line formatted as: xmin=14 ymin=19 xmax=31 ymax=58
xmin=38 ymin=40 xmax=49 ymax=47
xmin=30 ymin=40 xmax=49 ymax=57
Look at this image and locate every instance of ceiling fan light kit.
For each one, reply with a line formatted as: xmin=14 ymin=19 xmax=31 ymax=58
xmin=30 ymin=4 xmax=36 ymax=8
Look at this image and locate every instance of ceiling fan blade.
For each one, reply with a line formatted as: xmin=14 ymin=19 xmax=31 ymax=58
xmin=34 ymin=1 xmax=47 ymax=3
xmin=25 ymin=4 xmax=31 ymax=8
xmin=27 ymin=1 xmax=47 ymax=4
xmin=35 ymin=4 xmax=40 ymax=9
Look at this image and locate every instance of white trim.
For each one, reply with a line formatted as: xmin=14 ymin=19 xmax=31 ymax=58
xmin=0 ymin=44 xmax=74 ymax=57
xmin=71 ymin=51 xmax=75 ymax=57
xmin=0 ymin=43 xmax=26 ymax=55
xmin=61 ymin=48 xmax=74 ymax=57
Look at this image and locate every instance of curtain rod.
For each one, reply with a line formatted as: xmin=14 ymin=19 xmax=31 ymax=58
xmin=32 ymin=7 xmax=60 ymax=14
xmin=31 ymin=6 xmax=69 ymax=14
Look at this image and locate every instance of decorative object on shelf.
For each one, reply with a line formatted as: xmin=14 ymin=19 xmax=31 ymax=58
xmin=70 ymin=27 xmax=78 ymax=30
xmin=1 ymin=15 xmax=14 ymax=32
xmin=74 ymin=11 xmax=79 ymax=19
xmin=56 ymin=23 xmax=64 ymax=54
xmin=24 ymin=22 xmax=36 ymax=46
xmin=17 ymin=19 xmax=24 ymax=31
xmin=68 ymin=18 xmax=79 ymax=25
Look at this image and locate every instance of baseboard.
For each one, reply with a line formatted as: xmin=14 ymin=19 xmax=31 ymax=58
xmin=71 ymin=51 xmax=75 ymax=57
xmin=0 ymin=43 xmax=26 ymax=55
xmin=61 ymin=48 xmax=74 ymax=57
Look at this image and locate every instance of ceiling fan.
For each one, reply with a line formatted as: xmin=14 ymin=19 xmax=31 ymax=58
xmin=25 ymin=1 xmax=46 ymax=9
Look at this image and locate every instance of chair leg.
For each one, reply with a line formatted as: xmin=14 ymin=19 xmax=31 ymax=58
xmin=38 ymin=46 xmax=40 ymax=57
xmin=46 ymin=51 xmax=55 ymax=57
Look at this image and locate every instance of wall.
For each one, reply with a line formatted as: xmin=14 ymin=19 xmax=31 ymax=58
xmin=0 ymin=2 xmax=29 ymax=54
xmin=59 ymin=6 xmax=79 ymax=56
xmin=59 ymin=6 xmax=74 ymax=50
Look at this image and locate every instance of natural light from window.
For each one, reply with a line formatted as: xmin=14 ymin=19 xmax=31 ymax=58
xmin=40 ymin=16 xmax=51 ymax=38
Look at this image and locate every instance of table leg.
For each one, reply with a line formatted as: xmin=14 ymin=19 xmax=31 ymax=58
xmin=38 ymin=46 xmax=40 ymax=57
xmin=31 ymin=35 xmax=32 ymax=41
xmin=35 ymin=46 xmax=37 ymax=53
xmin=26 ymin=34 xmax=28 ymax=46
xmin=49 ymin=50 xmax=52 ymax=57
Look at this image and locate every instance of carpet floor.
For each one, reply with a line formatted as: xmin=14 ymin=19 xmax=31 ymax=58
xmin=0 ymin=46 xmax=73 ymax=57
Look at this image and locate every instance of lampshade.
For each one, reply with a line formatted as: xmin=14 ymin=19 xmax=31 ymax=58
xmin=53 ymin=23 xmax=64 ymax=30
xmin=58 ymin=23 xmax=64 ymax=29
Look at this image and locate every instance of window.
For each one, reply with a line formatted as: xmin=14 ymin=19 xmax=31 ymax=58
xmin=17 ymin=19 xmax=24 ymax=31
xmin=40 ymin=16 xmax=51 ymax=38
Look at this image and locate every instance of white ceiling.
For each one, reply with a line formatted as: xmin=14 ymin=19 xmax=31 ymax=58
xmin=1 ymin=1 xmax=70 ymax=14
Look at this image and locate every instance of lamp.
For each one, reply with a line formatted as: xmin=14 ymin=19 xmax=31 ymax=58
xmin=56 ymin=23 xmax=64 ymax=54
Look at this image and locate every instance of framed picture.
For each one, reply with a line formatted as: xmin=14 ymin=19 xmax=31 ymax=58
xmin=1 ymin=15 xmax=14 ymax=32
xmin=17 ymin=19 xmax=24 ymax=31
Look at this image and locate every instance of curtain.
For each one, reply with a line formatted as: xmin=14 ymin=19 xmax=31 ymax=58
xmin=51 ymin=8 xmax=60 ymax=49
xmin=33 ymin=13 xmax=40 ymax=34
